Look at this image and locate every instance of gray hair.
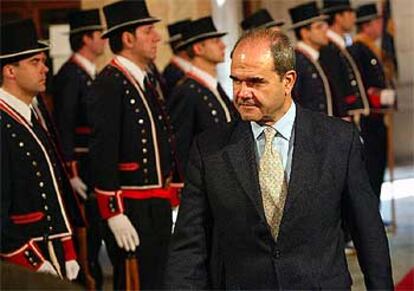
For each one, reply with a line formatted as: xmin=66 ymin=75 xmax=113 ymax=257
xmin=231 ymin=28 xmax=296 ymax=77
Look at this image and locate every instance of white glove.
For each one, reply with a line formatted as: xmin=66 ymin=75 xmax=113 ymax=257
xmin=65 ymin=260 xmax=80 ymax=281
xmin=380 ymin=89 xmax=395 ymax=106
xmin=108 ymin=214 xmax=140 ymax=251
xmin=37 ymin=260 xmax=58 ymax=276
xmin=70 ymin=176 xmax=88 ymax=200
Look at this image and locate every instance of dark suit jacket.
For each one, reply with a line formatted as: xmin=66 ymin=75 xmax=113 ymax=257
xmin=165 ymin=106 xmax=393 ymax=290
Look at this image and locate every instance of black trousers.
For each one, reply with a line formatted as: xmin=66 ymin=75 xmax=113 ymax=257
xmin=103 ymin=198 xmax=172 ymax=290
xmin=76 ymin=155 xmax=104 ymax=289
xmin=360 ymin=115 xmax=387 ymax=200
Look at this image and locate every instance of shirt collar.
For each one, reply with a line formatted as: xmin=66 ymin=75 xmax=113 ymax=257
xmin=190 ymin=65 xmax=218 ymax=90
xmin=115 ymin=55 xmax=147 ymax=89
xmin=251 ymin=101 xmax=296 ymax=141
xmin=0 ymin=87 xmax=33 ymax=124
xmin=73 ymin=53 xmax=97 ymax=79
xmin=297 ymin=41 xmax=320 ymax=61
xmin=172 ymin=55 xmax=193 ymax=73
xmin=327 ymin=29 xmax=346 ymax=49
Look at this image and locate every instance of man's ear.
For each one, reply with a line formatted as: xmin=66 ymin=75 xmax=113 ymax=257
xmin=2 ymin=64 xmax=17 ymax=81
xmin=121 ymin=30 xmax=135 ymax=49
xmin=192 ymin=42 xmax=204 ymax=57
xmin=283 ymin=70 xmax=297 ymax=93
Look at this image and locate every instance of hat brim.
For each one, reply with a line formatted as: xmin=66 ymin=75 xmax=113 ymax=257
xmin=288 ymin=15 xmax=329 ymax=30
xmin=69 ymin=25 xmax=104 ymax=35
xmin=321 ymin=5 xmax=354 ymax=14
xmin=0 ymin=41 xmax=49 ymax=61
xmin=263 ymin=20 xmax=285 ymax=29
xmin=355 ymin=14 xmax=381 ymax=24
xmin=101 ymin=17 xmax=160 ymax=38
xmin=165 ymin=34 xmax=183 ymax=44
xmin=175 ymin=31 xmax=227 ymax=50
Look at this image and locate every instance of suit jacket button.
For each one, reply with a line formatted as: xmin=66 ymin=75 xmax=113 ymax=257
xmin=273 ymin=249 xmax=281 ymax=259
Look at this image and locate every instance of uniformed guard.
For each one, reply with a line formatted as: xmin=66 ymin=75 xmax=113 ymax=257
xmin=167 ymin=16 xmax=239 ymax=174
xmin=52 ymin=9 xmax=106 ymax=289
xmin=349 ymin=3 xmax=396 ymax=200
xmin=288 ymin=2 xmax=334 ymax=116
xmin=319 ymin=0 xmax=370 ymax=120
xmin=240 ymin=8 xmax=284 ymax=32
xmin=87 ymin=0 xmax=180 ymax=289
xmin=0 ymin=19 xmax=83 ymax=281
xmin=162 ymin=19 xmax=193 ymax=96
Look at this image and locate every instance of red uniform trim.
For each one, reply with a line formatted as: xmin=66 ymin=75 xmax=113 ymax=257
xmin=122 ymin=187 xmax=180 ymax=207
xmin=95 ymin=188 xmax=124 ymax=220
xmin=66 ymin=160 xmax=79 ymax=178
xmin=10 ymin=212 xmax=45 ymax=224
xmin=368 ymin=93 xmax=381 ymax=108
xmin=0 ymin=240 xmax=45 ymax=271
xmin=61 ymin=237 xmax=77 ymax=261
xmin=118 ymin=162 xmax=140 ymax=171
xmin=344 ymin=95 xmax=357 ymax=105
xmin=74 ymin=127 xmax=91 ymax=135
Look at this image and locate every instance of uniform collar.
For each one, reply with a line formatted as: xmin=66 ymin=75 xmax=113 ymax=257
xmin=115 ymin=55 xmax=147 ymax=88
xmin=0 ymin=87 xmax=34 ymax=125
xmin=73 ymin=53 xmax=97 ymax=78
xmin=172 ymin=55 xmax=193 ymax=73
xmin=251 ymin=101 xmax=296 ymax=141
xmin=190 ymin=65 xmax=218 ymax=90
xmin=327 ymin=29 xmax=346 ymax=49
xmin=297 ymin=41 xmax=320 ymax=61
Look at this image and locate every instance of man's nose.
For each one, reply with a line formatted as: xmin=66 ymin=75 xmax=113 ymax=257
xmin=237 ymin=82 xmax=253 ymax=98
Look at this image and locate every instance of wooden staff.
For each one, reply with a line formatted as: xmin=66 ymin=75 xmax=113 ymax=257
xmin=75 ymin=203 xmax=96 ymax=290
xmin=125 ymin=252 xmax=140 ymax=291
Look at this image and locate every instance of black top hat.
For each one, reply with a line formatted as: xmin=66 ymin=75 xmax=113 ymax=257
xmin=167 ymin=19 xmax=192 ymax=43
xmin=355 ymin=3 xmax=381 ymax=24
xmin=102 ymin=0 xmax=160 ymax=38
xmin=69 ymin=9 xmax=103 ymax=35
xmin=289 ymin=1 xmax=328 ymax=29
xmin=0 ymin=19 xmax=49 ymax=64
xmin=241 ymin=9 xmax=284 ymax=31
xmin=321 ymin=0 xmax=354 ymax=15
xmin=175 ymin=16 xmax=227 ymax=50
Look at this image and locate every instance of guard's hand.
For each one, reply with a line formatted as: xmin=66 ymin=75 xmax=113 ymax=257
xmin=70 ymin=176 xmax=88 ymax=200
xmin=65 ymin=260 xmax=80 ymax=280
xmin=380 ymin=89 xmax=395 ymax=106
xmin=107 ymin=214 xmax=140 ymax=251
xmin=37 ymin=260 xmax=58 ymax=276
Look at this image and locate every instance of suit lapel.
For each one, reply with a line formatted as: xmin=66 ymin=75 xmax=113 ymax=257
xmin=223 ymin=121 xmax=266 ymax=221
xmin=283 ymin=107 xmax=320 ymax=218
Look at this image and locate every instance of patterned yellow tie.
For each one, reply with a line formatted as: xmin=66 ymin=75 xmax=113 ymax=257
xmin=258 ymin=127 xmax=287 ymax=240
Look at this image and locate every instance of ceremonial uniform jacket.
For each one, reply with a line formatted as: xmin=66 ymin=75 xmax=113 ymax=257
xmin=319 ymin=30 xmax=370 ymax=117
xmin=0 ymin=91 xmax=80 ymax=272
xmin=349 ymin=35 xmax=389 ymax=110
xmin=293 ymin=44 xmax=334 ymax=116
xmin=162 ymin=56 xmax=193 ymax=96
xmin=53 ymin=54 xmax=94 ymax=179
xmin=88 ymin=57 xmax=180 ymax=220
xmin=167 ymin=68 xmax=238 ymax=174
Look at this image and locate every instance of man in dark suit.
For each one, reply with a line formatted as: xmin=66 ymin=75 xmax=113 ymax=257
xmin=165 ymin=29 xmax=393 ymax=290
xmin=289 ymin=2 xmax=335 ymax=117
xmin=52 ymin=9 xmax=106 ymax=288
xmin=167 ymin=16 xmax=238 ymax=175
xmin=349 ymin=3 xmax=396 ymax=202
xmin=88 ymin=1 xmax=180 ymax=289
xmin=0 ymin=19 xmax=83 ymax=282
xmin=319 ymin=0 xmax=370 ymax=120
xmin=162 ymin=19 xmax=193 ymax=95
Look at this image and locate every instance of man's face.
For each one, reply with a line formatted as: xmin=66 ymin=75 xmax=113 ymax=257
xmin=12 ymin=52 xmax=49 ymax=95
xmin=306 ymin=20 xmax=329 ymax=48
xmin=338 ymin=10 xmax=356 ymax=32
xmin=370 ymin=18 xmax=384 ymax=39
xmin=230 ymin=40 xmax=294 ymax=125
xmin=131 ymin=24 xmax=161 ymax=63
xmin=88 ymin=30 xmax=106 ymax=56
xmin=197 ymin=37 xmax=226 ymax=64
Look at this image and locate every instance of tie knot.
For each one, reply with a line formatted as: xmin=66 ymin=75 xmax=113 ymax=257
xmin=263 ymin=127 xmax=276 ymax=144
